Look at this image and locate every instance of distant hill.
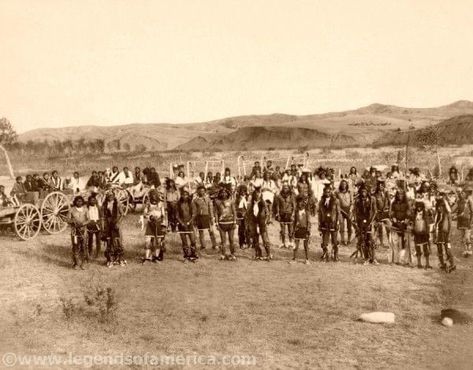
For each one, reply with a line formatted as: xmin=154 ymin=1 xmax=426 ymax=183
xmin=177 ymin=126 xmax=354 ymax=151
xmin=18 ymin=100 xmax=473 ymax=151
xmin=375 ymin=114 xmax=473 ymax=146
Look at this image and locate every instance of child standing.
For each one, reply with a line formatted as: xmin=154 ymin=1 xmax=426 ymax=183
xmin=291 ymin=196 xmax=311 ymax=264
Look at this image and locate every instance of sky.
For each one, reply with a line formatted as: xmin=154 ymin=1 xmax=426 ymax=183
xmin=1 ymin=0 xmax=473 ymax=133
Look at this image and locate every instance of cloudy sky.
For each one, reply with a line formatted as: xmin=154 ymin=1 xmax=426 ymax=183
xmin=1 ymin=0 xmax=472 ymax=132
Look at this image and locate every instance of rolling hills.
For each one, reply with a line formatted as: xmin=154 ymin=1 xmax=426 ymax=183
xmin=176 ymin=126 xmax=354 ymax=151
xmin=17 ymin=100 xmax=473 ymax=151
xmin=375 ymin=114 xmax=473 ymax=147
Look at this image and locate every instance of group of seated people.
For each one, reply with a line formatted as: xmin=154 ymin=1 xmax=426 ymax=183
xmin=62 ymin=160 xmax=473 ymax=274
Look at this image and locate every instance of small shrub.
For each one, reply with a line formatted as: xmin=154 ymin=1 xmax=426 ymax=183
xmin=83 ymin=286 xmax=119 ymax=323
xmin=59 ymin=297 xmax=76 ymax=320
xmin=34 ymin=304 xmax=43 ymax=317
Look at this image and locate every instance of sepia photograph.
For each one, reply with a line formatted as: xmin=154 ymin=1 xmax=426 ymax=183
xmin=0 ymin=0 xmax=472 ymax=368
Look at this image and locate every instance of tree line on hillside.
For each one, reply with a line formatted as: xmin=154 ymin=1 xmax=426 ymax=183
xmin=0 ymin=117 xmax=149 ymax=156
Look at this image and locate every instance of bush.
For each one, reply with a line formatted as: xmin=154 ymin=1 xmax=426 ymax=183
xmin=59 ymin=284 xmax=119 ymax=324
xmin=84 ymin=285 xmax=119 ymax=323
xmin=59 ymin=297 xmax=76 ymax=321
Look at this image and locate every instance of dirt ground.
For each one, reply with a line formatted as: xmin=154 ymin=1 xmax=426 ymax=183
xmin=0 ymin=212 xmax=472 ymax=369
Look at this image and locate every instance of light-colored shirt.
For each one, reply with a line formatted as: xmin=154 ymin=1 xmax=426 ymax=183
xmin=88 ymin=205 xmax=100 ymax=221
xmin=121 ymin=171 xmax=134 ymax=185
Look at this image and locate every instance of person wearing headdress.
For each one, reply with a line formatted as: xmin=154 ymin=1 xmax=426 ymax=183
xmin=68 ymin=196 xmax=89 ymax=270
xmin=142 ymin=189 xmax=167 ymax=264
xmin=456 ymin=188 xmax=473 ymax=257
xmin=411 ymin=199 xmax=433 ymax=269
xmin=103 ymin=191 xmax=126 ymax=267
xmin=176 ymin=188 xmax=198 ymax=262
xmin=246 ymin=186 xmax=271 ymax=260
xmin=291 ymin=195 xmax=312 ymax=264
xmin=335 ymin=179 xmax=353 ymax=246
xmin=435 ymin=189 xmax=456 ymax=272
xmin=318 ymin=184 xmax=340 ymax=262
xmin=274 ymin=183 xmax=296 ymax=249
xmin=353 ymin=183 xmax=378 ymax=265
xmin=215 ymin=186 xmax=237 ymax=260
xmin=192 ymin=184 xmax=217 ymax=250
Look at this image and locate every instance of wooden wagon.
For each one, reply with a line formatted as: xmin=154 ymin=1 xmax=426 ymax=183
xmin=0 ymin=191 xmax=70 ymax=240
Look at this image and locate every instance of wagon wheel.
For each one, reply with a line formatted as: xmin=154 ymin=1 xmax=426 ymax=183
xmin=114 ymin=188 xmax=130 ymax=215
xmin=14 ymin=204 xmax=41 ymax=241
xmin=41 ymin=191 xmax=71 ymax=234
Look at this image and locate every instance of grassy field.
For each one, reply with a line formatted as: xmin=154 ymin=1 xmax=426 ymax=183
xmin=1 ymin=211 xmax=472 ymax=369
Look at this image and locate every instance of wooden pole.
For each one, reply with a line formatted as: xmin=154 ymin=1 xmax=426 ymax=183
xmin=405 ymin=132 xmax=410 ymax=175
xmin=204 ymin=161 xmax=209 ymax=182
xmin=436 ymin=150 xmax=441 ymax=179
xmin=237 ymin=156 xmax=241 ymax=179
xmin=285 ymin=156 xmax=290 ymax=170
xmin=0 ymin=144 xmax=14 ymax=179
